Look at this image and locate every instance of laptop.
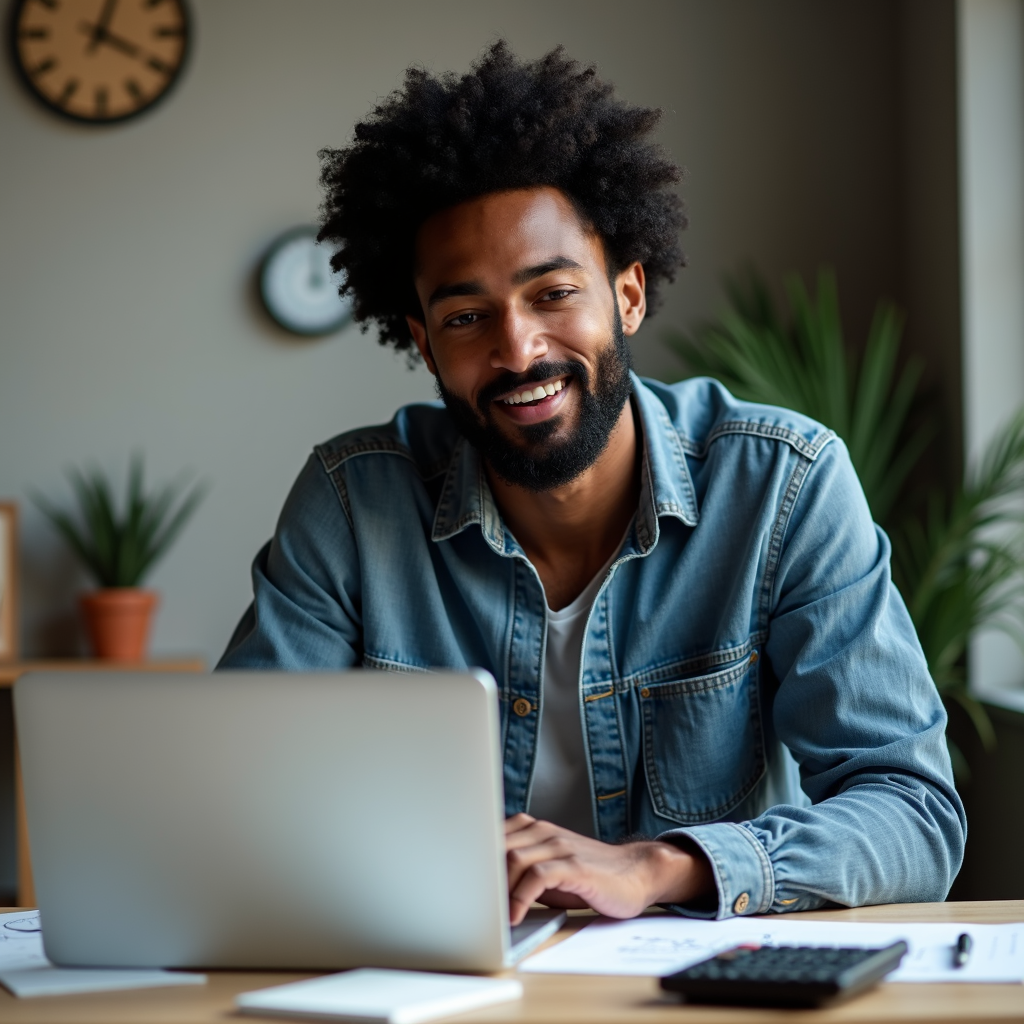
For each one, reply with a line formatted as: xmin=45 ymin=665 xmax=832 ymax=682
xmin=14 ymin=669 xmax=564 ymax=971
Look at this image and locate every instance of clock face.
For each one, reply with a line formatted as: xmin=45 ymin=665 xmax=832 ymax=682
xmin=11 ymin=0 xmax=189 ymax=124
xmin=260 ymin=228 xmax=354 ymax=337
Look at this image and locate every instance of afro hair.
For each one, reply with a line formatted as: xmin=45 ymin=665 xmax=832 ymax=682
xmin=317 ymin=40 xmax=686 ymax=353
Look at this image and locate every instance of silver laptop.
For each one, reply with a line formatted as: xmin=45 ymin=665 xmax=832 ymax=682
xmin=14 ymin=669 xmax=564 ymax=971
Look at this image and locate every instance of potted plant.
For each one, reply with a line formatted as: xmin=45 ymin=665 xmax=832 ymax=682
xmin=665 ymin=269 xmax=1024 ymax=777
xmin=34 ymin=455 xmax=207 ymax=663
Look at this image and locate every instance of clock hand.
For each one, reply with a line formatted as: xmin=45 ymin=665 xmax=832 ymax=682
xmin=85 ymin=0 xmax=118 ymax=53
xmin=78 ymin=22 xmax=173 ymax=72
xmin=98 ymin=27 xmax=139 ymax=58
xmin=78 ymin=22 xmax=143 ymax=59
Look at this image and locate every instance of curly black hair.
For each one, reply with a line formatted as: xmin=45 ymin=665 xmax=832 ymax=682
xmin=317 ymin=40 xmax=686 ymax=353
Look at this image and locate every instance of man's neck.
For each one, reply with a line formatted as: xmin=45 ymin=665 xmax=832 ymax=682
xmin=485 ymin=400 xmax=641 ymax=611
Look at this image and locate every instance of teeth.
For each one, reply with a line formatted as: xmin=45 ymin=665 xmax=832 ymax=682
xmin=503 ymin=378 xmax=566 ymax=405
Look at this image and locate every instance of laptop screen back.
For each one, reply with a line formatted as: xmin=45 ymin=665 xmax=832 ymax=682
xmin=14 ymin=670 xmax=510 ymax=971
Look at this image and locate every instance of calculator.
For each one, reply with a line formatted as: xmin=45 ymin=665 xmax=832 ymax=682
xmin=660 ymin=941 xmax=909 ymax=1008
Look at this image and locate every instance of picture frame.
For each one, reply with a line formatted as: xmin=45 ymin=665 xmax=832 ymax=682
xmin=0 ymin=502 xmax=19 ymax=662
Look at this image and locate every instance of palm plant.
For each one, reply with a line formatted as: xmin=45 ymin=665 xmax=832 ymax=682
xmin=665 ymin=269 xmax=1024 ymax=775
xmin=892 ymin=413 xmax=1024 ymax=757
xmin=34 ymin=455 xmax=207 ymax=588
xmin=665 ymin=269 xmax=932 ymax=525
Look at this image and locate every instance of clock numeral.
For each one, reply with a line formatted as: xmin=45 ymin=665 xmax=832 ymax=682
xmin=153 ymin=25 xmax=184 ymax=37
xmin=124 ymin=78 xmax=144 ymax=105
xmin=57 ymin=78 xmax=79 ymax=107
xmin=29 ymin=57 xmax=56 ymax=77
xmin=94 ymin=87 xmax=108 ymax=118
xmin=147 ymin=56 xmax=171 ymax=75
xmin=18 ymin=27 xmax=50 ymax=40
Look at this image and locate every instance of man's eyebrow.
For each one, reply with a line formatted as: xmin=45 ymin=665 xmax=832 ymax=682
xmin=426 ymin=256 xmax=585 ymax=309
xmin=427 ymin=280 xmax=485 ymax=308
xmin=512 ymin=256 xmax=585 ymax=285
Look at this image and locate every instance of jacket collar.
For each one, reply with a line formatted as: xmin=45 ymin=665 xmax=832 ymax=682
xmin=431 ymin=373 xmax=699 ymax=553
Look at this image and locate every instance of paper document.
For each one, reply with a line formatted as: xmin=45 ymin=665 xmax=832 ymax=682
xmin=520 ymin=914 xmax=1024 ymax=983
xmin=0 ymin=910 xmax=206 ymax=998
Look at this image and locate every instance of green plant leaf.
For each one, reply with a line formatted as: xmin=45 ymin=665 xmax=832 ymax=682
xmin=143 ymin=480 xmax=209 ymax=581
xmin=663 ymin=267 xmax=925 ymax=525
xmin=34 ymin=458 xmax=208 ymax=589
xmin=31 ymin=493 xmax=104 ymax=582
xmin=945 ymin=688 xmax=998 ymax=753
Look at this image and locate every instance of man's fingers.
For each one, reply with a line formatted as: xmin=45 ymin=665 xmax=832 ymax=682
xmin=509 ymin=859 xmax=582 ymax=925
xmin=504 ymin=813 xmax=536 ymax=835
xmin=505 ymin=820 xmax=564 ymax=852
xmin=506 ymin=833 xmax=573 ymax=891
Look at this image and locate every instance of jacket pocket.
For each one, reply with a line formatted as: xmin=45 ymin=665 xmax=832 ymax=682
xmin=639 ymin=648 xmax=765 ymax=825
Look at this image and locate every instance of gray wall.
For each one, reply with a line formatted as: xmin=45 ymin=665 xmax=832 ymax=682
xmin=0 ymin=0 xmax=912 ymax=666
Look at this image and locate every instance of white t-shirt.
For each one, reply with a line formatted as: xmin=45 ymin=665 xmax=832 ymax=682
xmin=527 ymin=541 xmax=624 ymax=837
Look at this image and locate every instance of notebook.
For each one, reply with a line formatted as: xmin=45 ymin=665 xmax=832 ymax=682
xmin=236 ymin=968 xmax=523 ymax=1023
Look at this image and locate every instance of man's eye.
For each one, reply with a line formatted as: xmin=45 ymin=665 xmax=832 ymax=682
xmin=446 ymin=312 xmax=481 ymax=328
xmin=541 ymin=288 xmax=575 ymax=302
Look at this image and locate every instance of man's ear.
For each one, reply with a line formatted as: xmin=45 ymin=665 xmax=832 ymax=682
xmin=615 ymin=262 xmax=647 ymax=337
xmin=406 ymin=315 xmax=437 ymax=374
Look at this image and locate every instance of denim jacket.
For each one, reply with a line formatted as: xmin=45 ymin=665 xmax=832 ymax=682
xmin=220 ymin=374 xmax=966 ymax=919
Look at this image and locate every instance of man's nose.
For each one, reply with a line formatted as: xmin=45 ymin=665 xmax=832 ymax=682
xmin=490 ymin=308 xmax=549 ymax=373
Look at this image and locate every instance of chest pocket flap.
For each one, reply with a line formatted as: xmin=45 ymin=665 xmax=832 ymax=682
xmin=639 ymin=647 xmax=765 ymax=824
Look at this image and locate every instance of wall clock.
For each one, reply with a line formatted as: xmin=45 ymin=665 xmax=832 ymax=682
xmin=260 ymin=227 xmax=354 ymax=337
xmin=10 ymin=0 xmax=189 ymax=124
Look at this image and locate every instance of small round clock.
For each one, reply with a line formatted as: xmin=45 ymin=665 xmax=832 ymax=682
xmin=10 ymin=0 xmax=189 ymax=125
xmin=260 ymin=227 xmax=354 ymax=337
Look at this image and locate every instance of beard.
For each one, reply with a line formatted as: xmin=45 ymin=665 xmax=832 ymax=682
xmin=433 ymin=308 xmax=634 ymax=492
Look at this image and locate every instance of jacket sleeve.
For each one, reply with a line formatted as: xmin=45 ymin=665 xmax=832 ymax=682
xmin=217 ymin=454 xmax=363 ymax=669
xmin=659 ymin=438 xmax=966 ymax=918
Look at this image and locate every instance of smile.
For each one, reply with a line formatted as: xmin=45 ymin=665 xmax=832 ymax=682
xmin=499 ymin=377 xmax=568 ymax=405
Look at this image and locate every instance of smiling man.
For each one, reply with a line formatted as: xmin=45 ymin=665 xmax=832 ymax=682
xmin=220 ymin=43 xmax=965 ymax=924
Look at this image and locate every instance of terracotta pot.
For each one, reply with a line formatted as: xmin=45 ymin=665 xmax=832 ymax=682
xmin=79 ymin=589 xmax=159 ymax=662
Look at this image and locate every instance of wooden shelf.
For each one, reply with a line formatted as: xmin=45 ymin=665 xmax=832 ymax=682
xmin=2 ymin=657 xmax=205 ymax=907
xmin=0 ymin=658 xmax=205 ymax=687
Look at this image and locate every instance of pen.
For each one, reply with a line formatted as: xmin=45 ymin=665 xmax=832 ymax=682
xmin=953 ymin=932 xmax=972 ymax=968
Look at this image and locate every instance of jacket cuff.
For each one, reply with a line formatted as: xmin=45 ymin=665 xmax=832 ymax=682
xmin=656 ymin=822 xmax=775 ymax=920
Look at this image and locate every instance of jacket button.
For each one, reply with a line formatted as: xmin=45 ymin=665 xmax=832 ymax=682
xmin=512 ymin=697 xmax=532 ymax=717
xmin=640 ymin=687 xmax=651 ymax=698
xmin=734 ymin=892 xmax=750 ymax=914
xmin=749 ymin=651 xmax=759 ymax=665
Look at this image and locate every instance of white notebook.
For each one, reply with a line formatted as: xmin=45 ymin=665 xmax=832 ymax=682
xmin=236 ymin=968 xmax=523 ymax=1024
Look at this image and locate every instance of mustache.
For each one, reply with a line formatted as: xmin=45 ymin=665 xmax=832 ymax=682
xmin=475 ymin=360 xmax=588 ymax=416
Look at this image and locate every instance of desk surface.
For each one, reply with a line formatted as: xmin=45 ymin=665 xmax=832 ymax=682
xmin=0 ymin=901 xmax=1021 ymax=1023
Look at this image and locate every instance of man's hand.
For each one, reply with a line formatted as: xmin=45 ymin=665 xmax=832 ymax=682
xmin=504 ymin=814 xmax=715 ymax=925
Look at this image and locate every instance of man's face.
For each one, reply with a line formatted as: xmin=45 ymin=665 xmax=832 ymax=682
xmin=407 ymin=187 xmax=646 ymax=491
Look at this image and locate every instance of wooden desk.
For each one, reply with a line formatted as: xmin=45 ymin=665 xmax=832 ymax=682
xmin=1 ymin=659 xmax=205 ymax=907
xmin=0 ymin=901 xmax=1020 ymax=1023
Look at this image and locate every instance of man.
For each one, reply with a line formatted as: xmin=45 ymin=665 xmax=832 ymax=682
xmin=221 ymin=42 xmax=965 ymax=925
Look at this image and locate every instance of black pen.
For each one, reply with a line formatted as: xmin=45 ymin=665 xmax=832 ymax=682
xmin=953 ymin=932 xmax=973 ymax=968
